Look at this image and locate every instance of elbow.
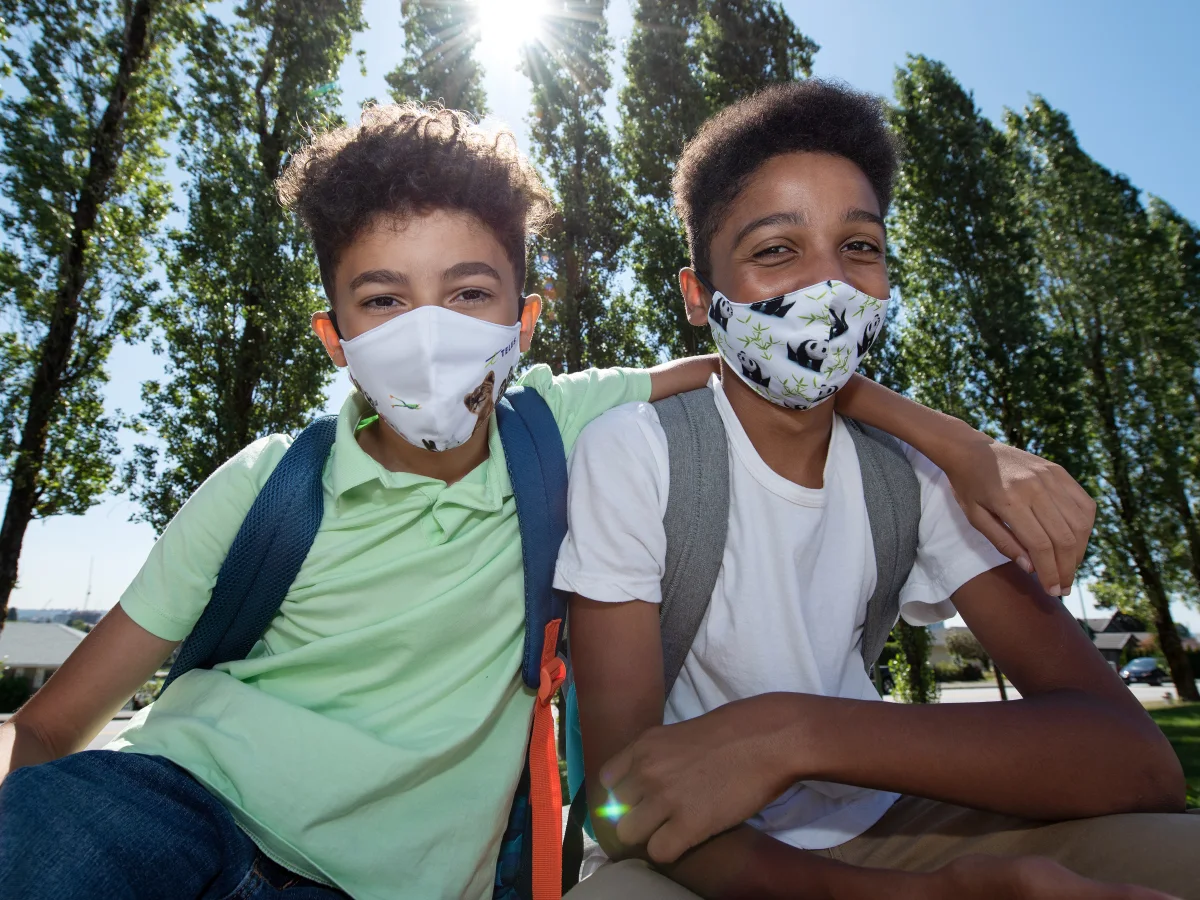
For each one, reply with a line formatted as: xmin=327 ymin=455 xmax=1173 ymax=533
xmin=1100 ymin=724 xmax=1187 ymax=815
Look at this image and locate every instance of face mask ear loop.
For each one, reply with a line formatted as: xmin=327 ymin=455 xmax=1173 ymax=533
xmin=516 ymin=294 xmax=525 ymax=322
xmin=693 ymin=269 xmax=719 ymax=298
xmin=327 ymin=309 xmax=343 ymax=340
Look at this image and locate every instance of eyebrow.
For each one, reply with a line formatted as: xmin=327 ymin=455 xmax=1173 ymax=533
xmin=732 ymin=211 xmax=807 ymax=248
xmin=844 ymin=207 xmax=886 ymax=229
xmin=443 ymin=261 xmax=502 ymax=282
xmin=348 ymin=269 xmax=408 ymax=291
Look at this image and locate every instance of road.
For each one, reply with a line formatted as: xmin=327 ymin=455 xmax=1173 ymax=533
xmin=887 ymin=680 xmax=1199 ymax=705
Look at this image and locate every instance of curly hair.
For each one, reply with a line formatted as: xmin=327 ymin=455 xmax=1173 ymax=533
xmin=277 ymin=103 xmax=555 ymax=302
xmin=672 ymin=79 xmax=900 ymax=276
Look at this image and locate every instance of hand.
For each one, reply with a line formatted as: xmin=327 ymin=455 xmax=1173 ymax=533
xmin=941 ymin=436 xmax=1095 ymax=596
xmin=916 ymin=854 xmax=1180 ymax=900
xmin=598 ymin=695 xmax=798 ymax=864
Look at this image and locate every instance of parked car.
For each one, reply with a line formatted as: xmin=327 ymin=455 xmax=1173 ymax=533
xmin=874 ymin=665 xmax=895 ymax=695
xmin=1119 ymin=657 xmax=1166 ymax=686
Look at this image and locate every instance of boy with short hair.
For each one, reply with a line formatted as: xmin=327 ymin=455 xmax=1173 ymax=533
xmin=0 ymin=103 xmax=1095 ymax=900
xmin=559 ymin=81 xmax=1197 ymax=900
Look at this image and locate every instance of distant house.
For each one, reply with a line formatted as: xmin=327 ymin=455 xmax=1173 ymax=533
xmin=0 ymin=622 xmax=88 ymax=689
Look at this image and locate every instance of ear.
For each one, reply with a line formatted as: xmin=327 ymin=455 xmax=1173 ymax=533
xmin=679 ymin=268 xmax=711 ymax=327
xmin=519 ymin=294 xmax=542 ymax=353
xmin=312 ymin=311 xmax=347 ymax=367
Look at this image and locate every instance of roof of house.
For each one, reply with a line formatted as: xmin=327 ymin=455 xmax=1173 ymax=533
xmin=0 ymin=622 xmax=87 ymax=669
xmin=1092 ymin=632 xmax=1147 ymax=651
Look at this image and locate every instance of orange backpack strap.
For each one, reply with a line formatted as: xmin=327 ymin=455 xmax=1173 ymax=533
xmin=530 ymin=619 xmax=566 ymax=900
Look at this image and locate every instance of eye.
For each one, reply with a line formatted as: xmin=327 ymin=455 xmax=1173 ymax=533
xmin=843 ymin=240 xmax=882 ymax=256
xmin=363 ymin=295 xmax=400 ymax=309
xmin=753 ymin=244 xmax=793 ymax=259
xmin=452 ymin=288 xmax=493 ymax=305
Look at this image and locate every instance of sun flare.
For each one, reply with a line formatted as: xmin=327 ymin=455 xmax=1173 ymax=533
xmin=475 ymin=0 xmax=550 ymax=62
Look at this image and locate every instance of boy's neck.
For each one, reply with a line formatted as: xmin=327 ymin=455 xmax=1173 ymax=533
xmin=356 ymin=418 xmax=491 ymax=485
xmin=719 ymin=362 xmax=833 ymax=489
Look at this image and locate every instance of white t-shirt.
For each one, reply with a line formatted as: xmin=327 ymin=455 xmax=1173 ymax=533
xmin=553 ymin=376 xmax=1008 ymax=851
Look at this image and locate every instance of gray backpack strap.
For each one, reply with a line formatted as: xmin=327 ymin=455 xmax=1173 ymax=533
xmin=844 ymin=418 xmax=921 ymax=671
xmin=654 ymin=388 xmax=730 ymax=698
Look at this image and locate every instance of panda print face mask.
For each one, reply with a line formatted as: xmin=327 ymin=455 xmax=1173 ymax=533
xmin=701 ymin=274 xmax=888 ymax=410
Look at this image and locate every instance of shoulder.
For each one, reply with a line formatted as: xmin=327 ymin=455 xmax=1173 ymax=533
xmin=569 ymin=402 xmax=671 ymax=512
xmin=201 ymin=433 xmax=295 ymax=500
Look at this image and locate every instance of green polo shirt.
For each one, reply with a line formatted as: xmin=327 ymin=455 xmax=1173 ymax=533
xmin=109 ymin=364 xmax=651 ymax=900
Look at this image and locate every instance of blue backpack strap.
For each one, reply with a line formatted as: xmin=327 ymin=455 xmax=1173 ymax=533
xmin=162 ymin=416 xmax=338 ymax=690
xmin=495 ymin=386 xmax=570 ymax=687
xmin=493 ymin=385 xmax=572 ymax=900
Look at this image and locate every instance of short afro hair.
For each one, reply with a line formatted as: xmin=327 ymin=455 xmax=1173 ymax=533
xmin=277 ymin=103 xmax=555 ymax=302
xmin=672 ymin=79 xmax=899 ymax=276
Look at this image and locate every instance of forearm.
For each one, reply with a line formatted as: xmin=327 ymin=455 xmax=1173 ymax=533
xmin=768 ymin=690 xmax=1183 ymax=818
xmin=833 ymin=375 xmax=985 ymax=466
xmin=647 ymin=354 xmax=720 ymax=402
xmin=662 ymin=824 xmax=926 ymax=900
xmin=0 ymin=718 xmax=58 ymax=785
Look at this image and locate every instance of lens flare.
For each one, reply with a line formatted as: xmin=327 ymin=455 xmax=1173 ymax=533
xmin=597 ymin=791 xmax=628 ymax=822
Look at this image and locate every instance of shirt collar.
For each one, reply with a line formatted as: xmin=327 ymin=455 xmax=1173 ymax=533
xmin=328 ymin=391 xmax=512 ymax=513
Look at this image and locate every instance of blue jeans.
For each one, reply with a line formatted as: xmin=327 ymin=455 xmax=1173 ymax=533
xmin=0 ymin=751 xmax=348 ymax=900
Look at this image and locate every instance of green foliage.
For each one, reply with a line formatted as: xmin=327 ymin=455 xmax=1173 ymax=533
xmin=933 ymin=660 xmax=982 ymax=683
xmin=888 ymin=57 xmax=1089 ymax=478
xmin=0 ymin=671 xmax=33 ymax=713
xmin=522 ymin=1 xmax=652 ymax=372
xmin=125 ymin=1 xmax=363 ymax=532
xmin=387 ymin=0 xmax=487 ymax=117
xmin=615 ymin=0 xmax=817 ymax=360
xmin=0 ymin=0 xmax=182 ymax=616
xmin=943 ymin=629 xmax=989 ymax=667
xmin=891 ymin=620 xmax=938 ymax=704
xmin=1008 ymin=97 xmax=1198 ymax=700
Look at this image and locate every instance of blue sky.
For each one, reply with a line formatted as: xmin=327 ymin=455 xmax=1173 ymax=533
xmin=9 ymin=0 xmax=1200 ymax=634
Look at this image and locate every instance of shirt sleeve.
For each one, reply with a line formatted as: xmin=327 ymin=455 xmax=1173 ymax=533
xmin=517 ymin=364 xmax=653 ymax=453
xmin=119 ymin=435 xmax=293 ymax=641
xmin=897 ymin=446 xmax=1011 ymax=626
xmin=553 ymin=402 xmax=671 ymax=605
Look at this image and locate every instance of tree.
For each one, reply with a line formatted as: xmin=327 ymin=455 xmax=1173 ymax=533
xmin=615 ymin=0 xmax=817 ymax=360
xmin=5 ymin=607 xmax=16 ymax=621
xmin=387 ymin=0 xmax=488 ymax=118
xmin=890 ymin=621 xmax=938 ymax=704
xmin=888 ymin=57 xmax=1088 ymax=472
xmin=614 ymin=0 xmax=706 ymax=360
xmin=125 ymin=0 xmax=364 ymax=532
xmin=944 ymin=629 xmax=1008 ymax=701
xmin=0 ymin=0 xmax=180 ymax=628
xmin=521 ymin=0 xmax=652 ymax=373
xmin=1009 ymin=98 xmax=1198 ymax=701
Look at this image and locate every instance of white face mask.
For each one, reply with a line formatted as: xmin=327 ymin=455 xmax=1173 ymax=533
xmin=703 ymin=276 xmax=888 ymax=410
xmin=339 ymin=306 xmax=522 ymax=452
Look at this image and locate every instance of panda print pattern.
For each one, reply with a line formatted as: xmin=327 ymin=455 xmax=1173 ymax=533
xmin=787 ymin=338 xmax=829 ymax=372
xmin=749 ymin=294 xmax=796 ymax=318
xmin=709 ymin=295 xmax=734 ymax=331
xmin=857 ymin=314 xmax=882 ymax=358
xmin=829 ymin=301 xmax=849 ymax=340
xmin=737 ymin=351 xmax=771 ymax=387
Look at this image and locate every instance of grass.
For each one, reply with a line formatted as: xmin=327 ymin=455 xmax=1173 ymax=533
xmin=1147 ymin=702 xmax=1200 ymax=807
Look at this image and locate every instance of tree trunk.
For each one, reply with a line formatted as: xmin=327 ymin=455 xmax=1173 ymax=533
xmin=1086 ymin=320 xmax=1198 ymax=701
xmin=995 ymin=665 xmax=1009 ymax=701
xmin=0 ymin=0 xmax=158 ymax=630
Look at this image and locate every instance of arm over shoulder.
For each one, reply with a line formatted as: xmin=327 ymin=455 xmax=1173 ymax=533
xmin=517 ymin=364 xmax=652 ymax=451
xmin=120 ymin=434 xmax=293 ymax=642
